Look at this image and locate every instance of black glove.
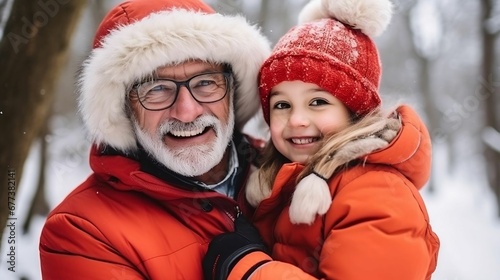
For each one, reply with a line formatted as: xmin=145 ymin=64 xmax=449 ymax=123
xmin=203 ymin=215 xmax=269 ymax=280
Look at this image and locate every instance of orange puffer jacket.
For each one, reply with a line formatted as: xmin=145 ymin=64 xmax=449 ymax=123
xmin=39 ymin=139 xmax=253 ymax=279
xmin=233 ymin=106 xmax=440 ymax=280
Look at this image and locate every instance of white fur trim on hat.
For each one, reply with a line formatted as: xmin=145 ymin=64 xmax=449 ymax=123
xmin=298 ymin=0 xmax=393 ymax=37
xmin=78 ymin=9 xmax=270 ymax=152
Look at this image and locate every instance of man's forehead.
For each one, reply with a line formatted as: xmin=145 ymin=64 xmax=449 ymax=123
xmin=154 ymin=61 xmax=223 ymax=79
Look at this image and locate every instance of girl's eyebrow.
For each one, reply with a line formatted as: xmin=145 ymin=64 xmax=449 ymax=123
xmin=269 ymin=91 xmax=283 ymax=98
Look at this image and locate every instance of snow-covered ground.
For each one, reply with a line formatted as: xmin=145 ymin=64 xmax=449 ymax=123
xmin=424 ymin=160 xmax=500 ymax=279
xmin=0 ymin=120 xmax=499 ymax=280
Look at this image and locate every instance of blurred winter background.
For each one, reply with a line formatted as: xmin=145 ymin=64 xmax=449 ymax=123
xmin=0 ymin=0 xmax=499 ymax=279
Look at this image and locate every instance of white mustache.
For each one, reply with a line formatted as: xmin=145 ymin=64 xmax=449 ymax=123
xmin=158 ymin=115 xmax=218 ymax=137
xmin=133 ymin=100 xmax=235 ymax=177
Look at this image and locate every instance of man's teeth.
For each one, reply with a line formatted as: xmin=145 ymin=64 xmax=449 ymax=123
xmin=170 ymin=127 xmax=204 ymax=137
xmin=291 ymin=138 xmax=315 ymax=144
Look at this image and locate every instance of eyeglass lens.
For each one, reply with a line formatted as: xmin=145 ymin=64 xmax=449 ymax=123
xmin=136 ymin=72 xmax=229 ymax=110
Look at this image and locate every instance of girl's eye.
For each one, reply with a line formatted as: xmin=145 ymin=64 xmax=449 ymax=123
xmin=310 ymin=98 xmax=329 ymax=106
xmin=273 ymin=102 xmax=290 ymax=109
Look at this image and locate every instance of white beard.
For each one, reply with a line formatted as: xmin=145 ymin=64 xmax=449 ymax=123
xmin=134 ymin=105 xmax=235 ymax=177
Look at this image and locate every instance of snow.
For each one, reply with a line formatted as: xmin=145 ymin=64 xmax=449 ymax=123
xmin=0 ymin=122 xmax=500 ymax=280
xmin=424 ymin=144 xmax=500 ymax=280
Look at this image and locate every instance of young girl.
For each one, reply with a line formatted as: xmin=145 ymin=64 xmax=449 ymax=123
xmin=203 ymin=0 xmax=440 ymax=279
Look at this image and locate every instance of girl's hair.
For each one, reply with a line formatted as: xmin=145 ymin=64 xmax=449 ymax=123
xmin=256 ymin=108 xmax=394 ymax=192
xmin=255 ymin=141 xmax=290 ymax=194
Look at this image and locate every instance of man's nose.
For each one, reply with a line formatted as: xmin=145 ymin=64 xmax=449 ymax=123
xmin=168 ymin=86 xmax=204 ymax=122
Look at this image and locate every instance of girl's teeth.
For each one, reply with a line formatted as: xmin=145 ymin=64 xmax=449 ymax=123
xmin=291 ymin=138 xmax=315 ymax=144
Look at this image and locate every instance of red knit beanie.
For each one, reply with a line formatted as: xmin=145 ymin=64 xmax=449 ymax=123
xmin=259 ymin=0 xmax=393 ymax=124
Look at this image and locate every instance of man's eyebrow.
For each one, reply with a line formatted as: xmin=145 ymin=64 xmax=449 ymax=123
xmin=155 ymin=65 xmax=223 ymax=79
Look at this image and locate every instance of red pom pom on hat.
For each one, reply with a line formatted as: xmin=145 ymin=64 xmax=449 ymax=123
xmin=259 ymin=0 xmax=393 ymax=124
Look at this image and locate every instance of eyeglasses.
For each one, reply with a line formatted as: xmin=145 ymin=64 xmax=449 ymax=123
xmin=132 ymin=72 xmax=232 ymax=111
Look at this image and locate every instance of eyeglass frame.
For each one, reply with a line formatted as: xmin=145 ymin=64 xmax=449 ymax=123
xmin=130 ymin=71 xmax=233 ymax=111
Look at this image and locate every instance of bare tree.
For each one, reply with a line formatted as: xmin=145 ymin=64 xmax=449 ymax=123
xmin=22 ymin=122 xmax=50 ymax=234
xmin=480 ymin=0 xmax=500 ymax=216
xmin=0 ymin=0 xmax=86 ymax=247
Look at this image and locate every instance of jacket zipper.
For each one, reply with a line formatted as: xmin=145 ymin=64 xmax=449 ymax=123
xmin=221 ymin=205 xmax=240 ymax=222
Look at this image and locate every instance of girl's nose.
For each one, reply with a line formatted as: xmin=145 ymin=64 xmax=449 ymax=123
xmin=288 ymin=109 xmax=310 ymax=127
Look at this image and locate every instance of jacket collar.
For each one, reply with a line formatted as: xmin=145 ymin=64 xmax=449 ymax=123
xmin=365 ymin=105 xmax=432 ymax=189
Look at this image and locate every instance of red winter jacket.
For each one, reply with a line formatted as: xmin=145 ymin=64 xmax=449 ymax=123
xmin=39 ymin=137 xmax=254 ymax=279
xmin=232 ymin=106 xmax=440 ymax=280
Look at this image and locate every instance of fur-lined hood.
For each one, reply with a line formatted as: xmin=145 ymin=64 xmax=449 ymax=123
xmin=78 ymin=0 xmax=271 ymax=152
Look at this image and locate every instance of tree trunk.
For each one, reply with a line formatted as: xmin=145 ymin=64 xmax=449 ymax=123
xmin=402 ymin=4 xmax=442 ymax=192
xmin=0 ymin=0 xmax=86 ymax=249
xmin=22 ymin=122 xmax=50 ymax=234
xmin=415 ymin=55 xmax=441 ymax=192
xmin=480 ymin=0 xmax=500 ymax=216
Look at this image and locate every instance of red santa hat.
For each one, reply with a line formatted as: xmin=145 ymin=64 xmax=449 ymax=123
xmin=259 ymin=0 xmax=393 ymax=124
xmin=78 ymin=0 xmax=270 ymax=151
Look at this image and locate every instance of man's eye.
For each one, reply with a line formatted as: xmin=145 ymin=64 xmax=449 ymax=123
xmin=150 ymin=84 xmax=174 ymax=92
xmin=196 ymin=79 xmax=216 ymax=87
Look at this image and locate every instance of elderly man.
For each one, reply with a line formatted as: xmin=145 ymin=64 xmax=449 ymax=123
xmin=39 ymin=0 xmax=270 ymax=279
